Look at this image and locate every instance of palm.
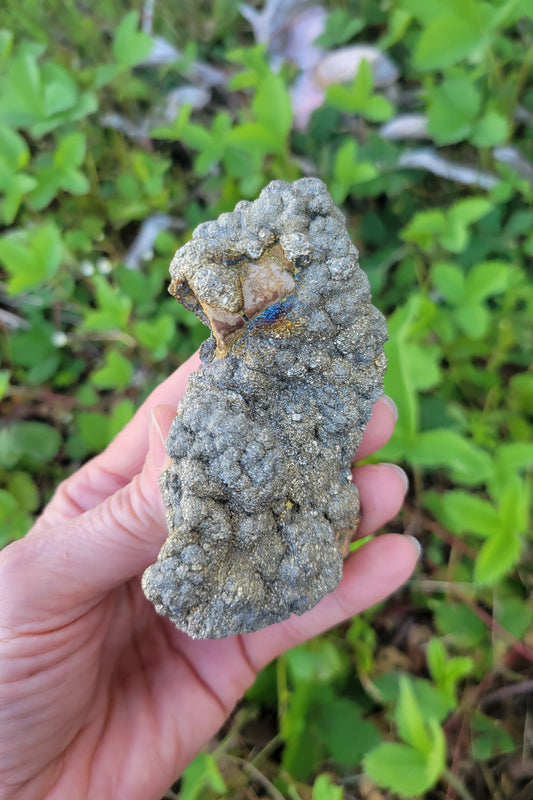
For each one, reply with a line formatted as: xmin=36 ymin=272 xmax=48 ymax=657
xmin=0 ymin=355 xmax=416 ymax=800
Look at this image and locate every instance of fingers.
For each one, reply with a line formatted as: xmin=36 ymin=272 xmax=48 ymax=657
xmin=242 ymin=533 xmax=419 ymax=672
xmin=352 ymin=462 xmax=409 ymax=539
xmin=354 ymin=395 xmax=398 ymax=462
xmin=3 ymin=409 xmax=173 ymax=621
xmin=36 ymin=351 xmax=201 ymax=528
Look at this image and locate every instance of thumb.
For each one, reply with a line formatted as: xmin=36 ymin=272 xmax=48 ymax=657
xmin=0 ymin=405 xmax=177 ymax=622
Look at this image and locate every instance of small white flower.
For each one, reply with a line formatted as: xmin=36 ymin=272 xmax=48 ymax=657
xmin=80 ymin=260 xmax=94 ymax=276
xmin=97 ymin=257 xmax=113 ymax=274
xmin=51 ymin=331 xmax=68 ymax=348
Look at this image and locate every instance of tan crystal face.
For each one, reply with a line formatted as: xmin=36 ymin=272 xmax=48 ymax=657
xmin=194 ymin=244 xmax=296 ymax=355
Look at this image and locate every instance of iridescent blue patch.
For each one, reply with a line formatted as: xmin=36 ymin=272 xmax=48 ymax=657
xmin=248 ymin=295 xmax=295 ymax=331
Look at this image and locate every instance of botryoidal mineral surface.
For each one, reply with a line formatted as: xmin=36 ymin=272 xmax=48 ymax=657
xmin=142 ymin=178 xmax=387 ymax=638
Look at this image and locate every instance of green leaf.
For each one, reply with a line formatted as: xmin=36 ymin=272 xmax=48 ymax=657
xmin=109 ymin=399 xmax=135 ymax=439
xmin=454 ymin=303 xmax=489 ymax=338
xmin=286 ymin=640 xmax=347 ymax=684
xmin=498 ymin=475 xmax=527 ymax=533
xmin=112 ymin=12 xmax=153 ymax=68
xmin=312 ymin=774 xmax=343 ymax=800
xmin=409 ymin=429 xmax=492 ymax=484
xmin=471 ymin=713 xmax=516 ymax=761
xmin=0 ymin=123 xmax=30 ymax=169
xmin=415 ymin=16 xmax=488 ymax=70
xmin=401 ymin=209 xmax=446 ymax=251
xmin=0 ymin=223 xmax=63 ymax=293
xmin=474 ymin=531 xmax=522 ymax=584
xmin=55 ymin=132 xmax=86 ymax=169
xmin=448 ymin=197 xmax=492 ymax=228
xmin=427 ymin=76 xmax=480 ymax=144
xmin=427 ymin=489 xmax=501 ymax=538
xmin=364 ymin=743 xmax=434 ymax=798
xmin=252 ymin=72 xmax=292 ymax=139
xmin=0 ymin=369 xmax=10 ymax=401
xmin=404 ymin=343 xmax=441 ymax=390
xmin=91 ymin=350 xmax=133 ymax=391
xmin=326 ymin=59 xmax=393 ymax=121
xmin=396 ymin=676 xmax=432 ymax=753
xmin=0 ymin=54 xmax=44 ymax=126
xmin=314 ymin=10 xmax=364 ymax=48
xmin=434 ymin=602 xmax=486 ymax=647
xmin=134 ymin=315 xmax=174 ymax=360
xmin=6 ymin=421 xmax=61 ymax=464
xmin=495 ymin=596 xmax=533 ymax=640
xmin=180 ymin=752 xmax=226 ymax=800
xmin=432 ymin=262 xmax=465 ymax=305
xmin=314 ymin=696 xmax=381 ymax=765
xmin=464 ymin=260 xmax=513 ymax=303
xmin=470 ymin=110 xmax=508 ymax=147
xmin=8 ymin=471 xmax=39 ymax=512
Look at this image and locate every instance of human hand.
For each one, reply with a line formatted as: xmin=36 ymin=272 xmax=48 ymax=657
xmin=0 ymin=352 xmax=418 ymax=800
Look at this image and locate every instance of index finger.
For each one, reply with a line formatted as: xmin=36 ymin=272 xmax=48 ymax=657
xmin=35 ymin=350 xmax=201 ymax=528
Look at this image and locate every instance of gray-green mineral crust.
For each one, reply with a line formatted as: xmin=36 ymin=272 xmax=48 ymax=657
xmin=142 ymin=178 xmax=387 ymax=638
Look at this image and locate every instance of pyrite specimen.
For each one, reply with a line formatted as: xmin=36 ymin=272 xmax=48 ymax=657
xmin=142 ymin=178 xmax=387 ymax=638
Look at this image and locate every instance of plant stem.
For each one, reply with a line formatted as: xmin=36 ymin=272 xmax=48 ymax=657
xmin=443 ymin=766 xmax=476 ymax=800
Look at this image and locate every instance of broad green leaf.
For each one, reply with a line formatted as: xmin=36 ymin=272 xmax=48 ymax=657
xmin=314 ymin=696 xmax=380 ymax=764
xmin=454 ymin=303 xmax=489 ymax=338
xmin=9 ymin=421 xmax=61 ymax=463
xmin=434 ymin=602 xmax=486 ymax=647
xmin=0 ymin=54 xmax=44 ymax=126
xmin=112 ymin=12 xmax=153 ymax=68
xmin=474 ymin=530 xmax=522 ymax=584
xmin=425 ymin=718 xmax=447 ymax=786
xmin=91 ymin=350 xmax=133 ymax=391
xmin=0 ymin=223 xmax=62 ymax=293
xmin=314 ymin=10 xmax=364 ymax=48
xmin=409 ymin=429 xmax=492 ymax=484
xmin=415 ymin=16 xmax=488 ymax=70
xmin=426 ymin=489 xmax=501 ymax=538
xmin=76 ymin=411 xmax=111 ymax=453
xmin=431 ymin=262 xmax=465 ymax=305
xmin=470 ymin=110 xmax=508 ymax=146
xmin=448 ymin=198 xmax=493 ymax=228
xmin=55 ymin=132 xmax=86 ymax=169
xmin=312 ymin=774 xmax=343 ymax=800
xmin=180 ymin=752 xmax=226 ymax=800
xmin=404 ymin=343 xmax=441 ymax=390
xmin=498 ymin=475 xmax=528 ymax=533
xmin=471 ymin=713 xmax=516 ymax=761
xmin=427 ymin=76 xmax=480 ymax=144
xmin=494 ymin=442 xmax=533 ymax=474
xmin=8 ymin=471 xmax=39 ymax=512
xmin=495 ymin=596 xmax=533 ymax=640
xmin=252 ymin=72 xmax=292 ymax=139
xmin=286 ymin=640 xmax=347 ymax=684
xmin=364 ymin=743 xmax=434 ymax=797
xmin=396 ymin=676 xmax=431 ymax=753
xmin=42 ymin=63 xmax=78 ymax=116
xmin=401 ymin=209 xmax=446 ymax=251
xmin=0 ymin=123 xmax=30 ymax=169
xmin=464 ymin=260 xmax=513 ymax=302
xmin=379 ymin=8 xmax=413 ymax=49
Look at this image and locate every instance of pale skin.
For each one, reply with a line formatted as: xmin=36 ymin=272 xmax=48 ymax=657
xmin=0 ymin=351 xmax=418 ymax=800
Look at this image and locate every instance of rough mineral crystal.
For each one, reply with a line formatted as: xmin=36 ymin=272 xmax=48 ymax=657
xmin=142 ymin=178 xmax=387 ymax=638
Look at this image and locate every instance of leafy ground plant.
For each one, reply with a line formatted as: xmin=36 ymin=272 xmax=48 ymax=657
xmin=0 ymin=1 xmax=532 ymax=798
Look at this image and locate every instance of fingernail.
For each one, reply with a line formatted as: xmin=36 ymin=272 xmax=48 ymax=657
xmin=384 ymin=462 xmax=409 ymax=495
xmin=380 ymin=394 xmax=398 ymax=421
xmin=405 ymin=535 xmax=422 ymax=561
xmin=149 ymin=408 xmax=172 ymax=471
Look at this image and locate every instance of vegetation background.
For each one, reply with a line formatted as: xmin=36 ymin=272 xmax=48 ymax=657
xmin=0 ymin=0 xmax=532 ymax=798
